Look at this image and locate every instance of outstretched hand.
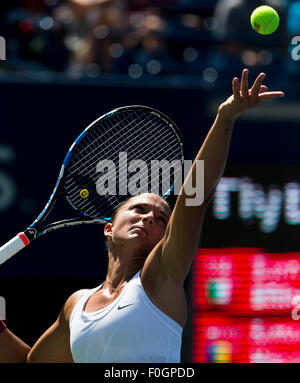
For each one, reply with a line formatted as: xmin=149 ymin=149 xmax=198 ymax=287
xmin=218 ymin=69 xmax=285 ymax=120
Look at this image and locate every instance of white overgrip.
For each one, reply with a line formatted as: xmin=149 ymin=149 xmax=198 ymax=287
xmin=0 ymin=233 xmax=29 ymax=265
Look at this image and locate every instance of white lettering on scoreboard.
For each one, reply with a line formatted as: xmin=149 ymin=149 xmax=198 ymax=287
xmin=213 ymin=177 xmax=300 ymax=233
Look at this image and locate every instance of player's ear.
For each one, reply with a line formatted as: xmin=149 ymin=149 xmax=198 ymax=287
xmin=104 ymin=223 xmax=113 ymax=239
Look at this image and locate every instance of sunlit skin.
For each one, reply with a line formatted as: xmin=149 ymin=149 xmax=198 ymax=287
xmin=102 ymin=193 xmax=171 ymax=297
xmin=0 ymin=69 xmax=285 ymax=362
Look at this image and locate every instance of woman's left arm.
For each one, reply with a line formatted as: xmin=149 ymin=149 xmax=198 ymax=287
xmin=159 ymin=69 xmax=284 ymax=283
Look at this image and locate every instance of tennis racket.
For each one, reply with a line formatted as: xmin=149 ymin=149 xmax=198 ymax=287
xmin=0 ymin=105 xmax=185 ymax=265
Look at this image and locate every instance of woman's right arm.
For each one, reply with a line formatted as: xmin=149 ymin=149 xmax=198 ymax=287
xmin=0 ymin=289 xmax=87 ymax=363
xmin=0 ymin=324 xmax=31 ymax=363
xmin=26 ymin=302 xmax=74 ymax=363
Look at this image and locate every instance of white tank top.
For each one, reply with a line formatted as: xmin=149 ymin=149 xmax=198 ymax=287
xmin=69 ymin=270 xmax=182 ymax=363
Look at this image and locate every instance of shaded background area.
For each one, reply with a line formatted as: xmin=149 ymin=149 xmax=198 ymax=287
xmin=0 ymin=0 xmax=300 ymax=363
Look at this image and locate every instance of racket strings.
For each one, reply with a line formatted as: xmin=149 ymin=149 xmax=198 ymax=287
xmin=66 ymin=116 xmax=182 ymax=216
xmin=64 ymin=113 xmax=168 ymax=199
xmin=65 ymin=125 xmax=179 ymax=200
xmin=67 ymin=110 xmax=147 ymax=170
xmin=67 ymin=111 xmax=170 ymax=175
xmin=67 ymin=122 xmax=181 ymax=210
xmin=68 ymin=114 xmax=181 ymax=188
xmin=70 ymin=127 xmax=180 ymax=204
xmin=66 ymin=114 xmax=175 ymax=188
xmin=64 ymin=109 xmax=183 ymax=218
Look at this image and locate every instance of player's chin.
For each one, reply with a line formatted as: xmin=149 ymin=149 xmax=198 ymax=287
xmin=128 ymin=233 xmax=156 ymax=251
xmin=128 ymin=232 xmax=146 ymax=240
xmin=127 ymin=232 xmax=149 ymax=244
xmin=128 ymin=228 xmax=148 ymax=238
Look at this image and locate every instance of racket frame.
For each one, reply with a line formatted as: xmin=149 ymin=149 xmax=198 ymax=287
xmin=0 ymin=105 xmax=185 ymax=260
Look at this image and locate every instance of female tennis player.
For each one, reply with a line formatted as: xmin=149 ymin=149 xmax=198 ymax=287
xmin=0 ymin=69 xmax=284 ymax=362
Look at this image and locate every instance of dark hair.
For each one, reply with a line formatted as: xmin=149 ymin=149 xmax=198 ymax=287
xmin=105 ymin=193 xmax=172 ymax=252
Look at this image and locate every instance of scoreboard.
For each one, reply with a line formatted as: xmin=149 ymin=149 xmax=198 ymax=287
xmin=194 ymin=248 xmax=300 ymax=315
xmin=193 ymin=314 xmax=300 ymax=363
xmin=192 ymin=169 xmax=300 ymax=363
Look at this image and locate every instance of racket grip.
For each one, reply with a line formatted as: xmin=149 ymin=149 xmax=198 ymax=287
xmin=0 ymin=233 xmax=30 ymax=265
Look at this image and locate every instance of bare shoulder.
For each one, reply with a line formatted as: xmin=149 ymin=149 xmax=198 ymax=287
xmin=141 ymin=246 xmax=187 ymax=327
xmin=63 ymin=289 xmax=89 ymax=321
xmin=26 ymin=289 xmax=90 ymax=363
xmin=142 ymin=240 xmax=184 ymax=287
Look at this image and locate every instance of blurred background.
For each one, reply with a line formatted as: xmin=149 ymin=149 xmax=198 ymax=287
xmin=1 ymin=0 xmax=300 ymax=363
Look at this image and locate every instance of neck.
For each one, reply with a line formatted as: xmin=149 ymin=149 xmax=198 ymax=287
xmin=101 ymin=260 xmax=131 ymax=296
xmin=103 ymin=278 xmax=127 ymax=293
xmin=105 ymin=246 xmax=144 ymax=292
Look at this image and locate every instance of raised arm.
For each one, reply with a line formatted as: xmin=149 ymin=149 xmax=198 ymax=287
xmin=160 ymin=69 xmax=284 ymax=283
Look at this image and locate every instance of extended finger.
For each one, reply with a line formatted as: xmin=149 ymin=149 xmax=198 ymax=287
xmin=241 ymin=69 xmax=249 ymax=101
xmin=232 ymin=77 xmax=240 ymax=100
xmin=251 ymin=72 xmax=266 ymax=97
xmin=258 ymin=91 xmax=285 ymax=102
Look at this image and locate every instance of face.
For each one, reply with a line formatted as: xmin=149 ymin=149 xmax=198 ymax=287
xmin=104 ymin=194 xmax=171 ymax=255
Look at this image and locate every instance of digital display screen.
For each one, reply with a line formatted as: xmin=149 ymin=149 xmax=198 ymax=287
xmin=192 ymin=170 xmax=300 ymax=363
xmin=193 ymin=247 xmax=300 ymax=315
xmin=193 ymin=314 xmax=300 ymax=363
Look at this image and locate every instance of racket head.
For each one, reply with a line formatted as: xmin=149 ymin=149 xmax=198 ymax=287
xmin=61 ymin=105 xmax=185 ymax=221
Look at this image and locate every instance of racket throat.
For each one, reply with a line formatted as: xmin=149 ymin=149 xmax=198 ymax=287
xmin=23 ymin=228 xmax=38 ymax=242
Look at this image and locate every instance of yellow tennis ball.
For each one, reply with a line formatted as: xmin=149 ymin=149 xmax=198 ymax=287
xmin=250 ymin=5 xmax=280 ymax=35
